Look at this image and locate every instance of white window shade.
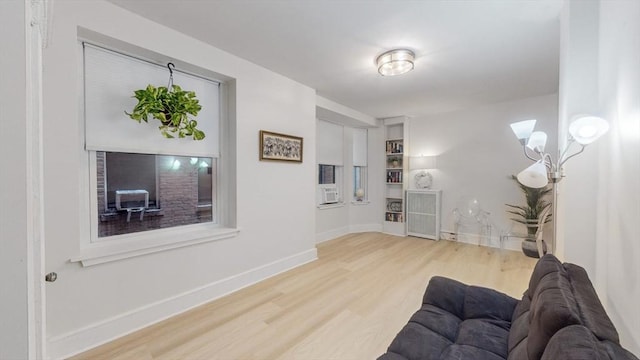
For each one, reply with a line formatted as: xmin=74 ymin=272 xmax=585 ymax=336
xmin=352 ymin=128 xmax=367 ymax=166
xmin=83 ymin=44 xmax=220 ymax=157
xmin=317 ymin=120 xmax=344 ymax=166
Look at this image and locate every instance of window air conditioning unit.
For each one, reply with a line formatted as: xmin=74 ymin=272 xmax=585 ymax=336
xmin=321 ymin=186 xmax=339 ymax=204
xmin=115 ymin=189 xmax=149 ymax=210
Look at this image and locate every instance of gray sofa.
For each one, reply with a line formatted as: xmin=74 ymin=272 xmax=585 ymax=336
xmin=379 ymin=254 xmax=638 ymax=360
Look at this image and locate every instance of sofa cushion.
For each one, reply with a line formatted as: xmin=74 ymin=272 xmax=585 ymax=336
xmin=526 ymin=254 xmax=565 ymax=299
xmin=409 ymin=305 xmax=461 ymax=342
xmin=564 ymin=263 xmax=619 ymax=343
xmin=527 ymin=262 xmax=581 ymax=359
xmin=506 ymin=296 xmax=530 ymax=359
xmin=464 ymin=286 xmax=517 ymax=326
xmin=456 ymin=318 xmax=511 ymax=358
xmin=440 ymin=344 xmax=507 ymax=360
xmin=422 ymin=276 xmax=467 ymax=319
xmin=542 ymin=325 xmax=639 ymax=360
xmin=379 ymin=276 xmax=518 ymax=360
xmin=384 ymin=319 xmax=455 ymax=360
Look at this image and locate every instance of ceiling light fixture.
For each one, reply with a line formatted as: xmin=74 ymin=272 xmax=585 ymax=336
xmin=376 ymin=49 xmax=415 ymax=76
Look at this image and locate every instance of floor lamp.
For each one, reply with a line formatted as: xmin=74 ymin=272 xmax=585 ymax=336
xmin=509 ymin=116 xmax=609 ymax=254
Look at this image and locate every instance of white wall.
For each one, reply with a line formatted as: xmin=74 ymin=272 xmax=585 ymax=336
xmin=314 ymin=96 xmax=384 ymax=242
xmin=408 ymin=94 xmax=558 ymax=248
xmin=43 ymin=1 xmax=317 ymax=358
xmin=315 ymin=124 xmax=384 ymax=242
xmin=559 ymin=0 xmax=640 ymax=354
xmin=0 ymin=1 xmax=32 ymax=358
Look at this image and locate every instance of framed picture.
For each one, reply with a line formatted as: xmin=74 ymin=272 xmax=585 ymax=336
xmin=259 ymin=130 xmax=303 ymax=163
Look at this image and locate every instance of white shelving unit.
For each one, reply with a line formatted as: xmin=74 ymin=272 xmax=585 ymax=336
xmin=406 ymin=189 xmax=442 ymax=240
xmin=383 ymin=121 xmax=406 ymax=236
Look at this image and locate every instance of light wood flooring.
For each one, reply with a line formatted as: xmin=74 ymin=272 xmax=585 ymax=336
xmin=71 ymin=232 xmax=537 ymax=360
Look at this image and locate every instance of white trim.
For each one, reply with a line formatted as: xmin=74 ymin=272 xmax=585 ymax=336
xmin=348 ymin=224 xmax=382 ymax=234
xmin=77 ymin=39 xmax=234 ymax=268
xmin=316 ymin=226 xmax=349 ymax=243
xmin=49 ymin=248 xmax=318 ymax=359
xmin=315 ymin=225 xmax=383 ymax=244
xmin=27 ymin=2 xmax=46 ymax=357
xmin=317 ymin=202 xmax=345 ymax=210
xmin=72 ymin=226 xmax=240 ymax=267
xmin=350 ymin=200 xmax=370 ymax=206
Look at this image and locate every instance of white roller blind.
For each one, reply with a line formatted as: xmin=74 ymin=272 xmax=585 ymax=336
xmin=352 ymin=128 xmax=368 ymax=166
xmin=83 ymin=44 xmax=220 ymax=157
xmin=317 ymin=120 xmax=344 ymax=166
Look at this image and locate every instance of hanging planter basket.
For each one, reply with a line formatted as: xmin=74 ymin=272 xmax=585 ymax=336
xmin=125 ymin=63 xmax=205 ymax=140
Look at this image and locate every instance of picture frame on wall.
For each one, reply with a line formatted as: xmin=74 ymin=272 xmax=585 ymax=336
xmin=259 ymin=130 xmax=303 ymax=163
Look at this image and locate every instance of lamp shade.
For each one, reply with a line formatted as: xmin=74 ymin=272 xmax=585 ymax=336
xmin=517 ymin=161 xmax=549 ymax=188
xmin=510 ymin=119 xmax=537 ymax=142
xmin=410 ymin=156 xmax=436 ymax=170
xmin=526 ymin=131 xmax=548 ymax=152
xmin=568 ymin=116 xmax=609 ymax=145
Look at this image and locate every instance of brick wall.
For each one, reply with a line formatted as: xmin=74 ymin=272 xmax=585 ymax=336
xmin=97 ymin=153 xmax=214 ymax=238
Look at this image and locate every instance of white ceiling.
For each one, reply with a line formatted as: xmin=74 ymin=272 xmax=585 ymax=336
xmin=107 ymin=0 xmax=562 ymax=119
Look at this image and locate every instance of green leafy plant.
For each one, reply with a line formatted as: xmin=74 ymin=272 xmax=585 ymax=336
xmin=505 ymin=175 xmax=552 ymax=235
xmin=125 ymin=84 xmax=205 ymax=140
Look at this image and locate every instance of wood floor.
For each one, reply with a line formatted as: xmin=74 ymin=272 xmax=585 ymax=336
xmin=71 ymin=233 xmax=538 ymax=360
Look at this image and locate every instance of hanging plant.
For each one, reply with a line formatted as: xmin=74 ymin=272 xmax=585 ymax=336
xmin=125 ymin=63 xmax=205 ymax=140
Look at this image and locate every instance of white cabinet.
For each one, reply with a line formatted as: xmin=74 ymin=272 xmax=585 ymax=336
xmin=406 ymin=190 xmax=442 ymax=240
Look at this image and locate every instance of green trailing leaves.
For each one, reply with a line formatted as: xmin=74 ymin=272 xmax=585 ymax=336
xmin=125 ymin=84 xmax=205 ymax=140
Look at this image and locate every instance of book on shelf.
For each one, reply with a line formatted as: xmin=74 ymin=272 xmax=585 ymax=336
xmin=386 ymin=141 xmax=403 ymax=154
xmin=386 ymin=170 xmax=402 ymax=183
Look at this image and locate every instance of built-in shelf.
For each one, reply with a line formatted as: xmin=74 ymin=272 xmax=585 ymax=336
xmin=384 ymin=126 xmax=405 ymax=229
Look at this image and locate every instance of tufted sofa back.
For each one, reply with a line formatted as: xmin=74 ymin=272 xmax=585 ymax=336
xmin=508 ymin=254 xmax=635 ymax=360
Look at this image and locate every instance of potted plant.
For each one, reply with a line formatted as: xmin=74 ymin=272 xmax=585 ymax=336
xmin=125 ymin=84 xmax=205 ymax=140
xmin=505 ymin=175 xmax=552 ymax=258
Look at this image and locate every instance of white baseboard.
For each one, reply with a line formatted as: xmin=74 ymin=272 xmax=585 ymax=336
xmin=47 ymin=248 xmax=318 ymax=359
xmin=348 ymin=223 xmax=382 ymax=234
xmin=316 ymin=224 xmax=383 ymax=244
xmin=315 ymin=226 xmax=349 ymax=243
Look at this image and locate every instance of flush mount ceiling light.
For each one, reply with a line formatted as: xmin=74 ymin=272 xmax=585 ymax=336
xmin=376 ymin=49 xmax=415 ymax=76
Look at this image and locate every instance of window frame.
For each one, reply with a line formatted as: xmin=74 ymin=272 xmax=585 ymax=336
xmin=317 ymin=164 xmax=344 ymax=207
xmin=352 ymin=165 xmax=368 ymax=203
xmin=74 ymin=41 xmax=238 ymax=267
xmin=318 ymin=164 xmax=336 ymax=185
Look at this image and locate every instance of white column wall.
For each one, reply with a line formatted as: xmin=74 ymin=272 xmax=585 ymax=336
xmin=315 ymin=125 xmax=384 ymax=242
xmin=559 ymin=0 xmax=640 ymax=353
xmin=0 ymin=1 xmax=31 ymax=358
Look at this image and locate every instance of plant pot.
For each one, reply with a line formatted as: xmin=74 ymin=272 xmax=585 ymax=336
xmin=521 ymin=238 xmax=547 ymax=258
